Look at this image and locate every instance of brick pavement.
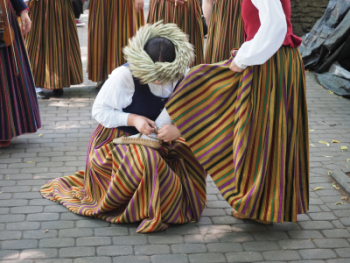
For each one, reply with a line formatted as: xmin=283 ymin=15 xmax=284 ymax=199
xmin=1 ymin=10 xmax=350 ymax=263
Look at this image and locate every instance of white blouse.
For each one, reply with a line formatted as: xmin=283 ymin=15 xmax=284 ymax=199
xmin=92 ymin=66 xmax=178 ymax=128
xmin=234 ymin=0 xmax=288 ymax=69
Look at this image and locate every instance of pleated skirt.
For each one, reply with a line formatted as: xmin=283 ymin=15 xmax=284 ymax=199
xmin=0 ymin=2 xmax=41 ymax=141
xmin=88 ymin=0 xmax=145 ymax=82
xmin=147 ymin=0 xmax=204 ymax=66
xmin=41 ymin=124 xmax=207 ymax=233
xmin=204 ymin=0 xmax=244 ymax=63
xmin=166 ymin=47 xmax=310 ymax=223
xmin=25 ymin=0 xmax=83 ymax=90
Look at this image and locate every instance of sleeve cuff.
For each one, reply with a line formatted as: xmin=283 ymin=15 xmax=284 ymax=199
xmin=18 ymin=8 xmax=29 ymax=16
xmin=233 ymin=57 xmax=248 ymax=70
xmin=119 ymin=112 xmax=131 ymax=127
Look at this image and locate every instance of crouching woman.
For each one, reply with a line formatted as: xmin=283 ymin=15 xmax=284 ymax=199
xmin=40 ymin=23 xmax=207 ymax=233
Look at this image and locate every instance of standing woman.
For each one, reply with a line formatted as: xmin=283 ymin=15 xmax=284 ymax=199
xmin=0 ymin=0 xmax=41 ymax=147
xmin=88 ymin=0 xmax=145 ymax=89
xmin=25 ymin=0 xmax=83 ymax=98
xmin=148 ymin=0 xmax=204 ymax=66
xmin=203 ymin=0 xmax=244 ymax=64
xmin=166 ymin=0 xmax=309 ymax=224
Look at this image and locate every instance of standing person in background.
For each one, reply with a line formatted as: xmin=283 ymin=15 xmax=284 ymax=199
xmin=72 ymin=0 xmax=87 ymax=27
xmin=25 ymin=0 xmax=83 ymax=99
xmin=166 ymin=0 xmax=309 ymax=224
xmin=0 ymin=0 xmax=41 ymax=147
xmin=203 ymin=0 xmax=244 ymax=64
xmin=88 ymin=0 xmax=145 ymax=90
xmin=148 ymin=0 xmax=204 ymax=66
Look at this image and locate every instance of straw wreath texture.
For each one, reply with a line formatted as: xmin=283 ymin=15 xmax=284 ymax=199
xmin=123 ymin=21 xmax=195 ymax=84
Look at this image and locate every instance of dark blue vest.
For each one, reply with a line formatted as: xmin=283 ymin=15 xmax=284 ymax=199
xmin=118 ymin=77 xmax=169 ymax=135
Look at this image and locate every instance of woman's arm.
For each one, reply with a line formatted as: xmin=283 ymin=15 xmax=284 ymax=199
xmin=203 ymin=0 xmax=215 ymax=27
xmin=10 ymin=0 xmax=28 ymax=15
xmin=231 ymin=0 xmax=287 ymax=71
xmin=92 ymin=67 xmax=135 ymax=128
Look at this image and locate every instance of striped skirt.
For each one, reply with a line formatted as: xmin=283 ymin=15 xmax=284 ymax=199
xmin=204 ymin=0 xmax=244 ymax=63
xmin=0 ymin=2 xmax=41 ymax=141
xmin=41 ymin=124 xmax=207 ymax=233
xmin=166 ymin=47 xmax=310 ymax=223
xmin=147 ymin=0 xmax=204 ymax=66
xmin=88 ymin=0 xmax=145 ymax=82
xmin=25 ymin=0 xmax=83 ymax=90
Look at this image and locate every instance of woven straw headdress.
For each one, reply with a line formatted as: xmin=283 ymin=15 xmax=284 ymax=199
xmin=123 ymin=21 xmax=195 ymax=84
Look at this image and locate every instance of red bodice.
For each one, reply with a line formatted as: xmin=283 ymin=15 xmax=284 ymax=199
xmin=241 ymin=0 xmax=302 ymax=47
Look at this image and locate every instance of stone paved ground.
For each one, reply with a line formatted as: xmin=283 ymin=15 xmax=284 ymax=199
xmin=1 ymin=9 xmax=350 ymax=263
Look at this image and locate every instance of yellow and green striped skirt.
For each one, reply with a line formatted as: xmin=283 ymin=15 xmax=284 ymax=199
xmin=148 ymin=0 xmax=204 ymax=66
xmin=41 ymin=124 xmax=207 ymax=233
xmin=25 ymin=0 xmax=83 ymax=90
xmin=88 ymin=0 xmax=145 ymax=82
xmin=166 ymin=47 xmax=310 ymax=223
xmin=204 ymin=0 xmax=245 ymax=64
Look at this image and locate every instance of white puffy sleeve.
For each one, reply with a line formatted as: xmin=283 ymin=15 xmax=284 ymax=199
xmin=92 ymin=66 xmax=135 ymax=128
xmin=234 ymin=0 xmax=287 ymax=69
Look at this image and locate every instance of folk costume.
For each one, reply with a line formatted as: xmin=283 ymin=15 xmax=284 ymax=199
xmin=0 ymin=0 xmax=41 ymax=147
xmin=147 ymin=0 xmax=204 ymax=66
xmin=87 ymin=0 xmax=145 ymax=85
xmin=166 ymin=0 xmax=310 ymax=223
xmin=204 ymin=0 xmax=245 ymax=64
xmin=41 ymin=23 xmax=207 ymax=233
xmin=25 ymin=0 xmax=83 ymax=93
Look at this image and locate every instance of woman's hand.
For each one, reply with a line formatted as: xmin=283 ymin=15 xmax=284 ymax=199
xmin=158 ymin=124 xmax=181 ymax=142
xmin=135 ymin=0 xmax=144 ymax=12
xmin=20 ymin=11 xmax=32 ymax=35
xmin=229 ymin=59 xmax=244 ymax=73
xmin=128 ymin=114 xmax=155 ymax=135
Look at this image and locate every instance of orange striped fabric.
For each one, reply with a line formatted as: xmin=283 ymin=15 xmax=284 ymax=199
xmin=147 ymin=0 xmax=204 ymax=66
xmin=88 ymin=0 xmax=145 ymax=82
xmin=166 ymin=47 xmax=310 ymax=223
xmin=25 ymin=0 xmax=83 ymax=90
xmin=41 ymin=125 xmax=207 ymax=233
xmin=205 ymin=0 xmax=245 ymax=63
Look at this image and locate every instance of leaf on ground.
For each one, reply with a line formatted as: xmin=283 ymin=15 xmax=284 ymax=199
xmin=310 ymin=144 xmax=315 ymax=147
xmin=335 ymin=201 xmax=343 ymax=205
xmin=309 ymin=129 xmax=315 ymax=132
xmin=27 ymin=161 xmax=35 ymax=164
xmin=313 ymin=187 xmax=325 ymax=191
xmin=341 ymin=146 xmax=348 ymax=152
xmin=319 ymin=141 xmax=330 ymax=147
xmin=45 ymin=229 xmax=49 ymax=233
xmin=341 ymin=197 xmax=348 ymax=200
xmin=332 ymin=140 xmax=340 ymax=143
xmin=39 ymin=133 xmax=43 ymax=137
xmin=347 ymin=159 xmax=350 ymax=163
xmin=328 ymin=171 xmax=333 ymax=175
xmin=329 ymin=90 xmax=334 ymax=94
xmin=6 ymin=178 xmax=9 ymax=180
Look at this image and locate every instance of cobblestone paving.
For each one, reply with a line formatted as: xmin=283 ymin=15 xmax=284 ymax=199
xmin=1 ymin=10 xmax=350 ymax=263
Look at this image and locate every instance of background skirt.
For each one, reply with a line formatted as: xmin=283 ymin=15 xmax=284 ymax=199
xmin=25 ymin=0 xmax=83 ymax=90
xmin=88 ymin=0 xmax=145 ymax=82
xmin=0 ymin=2 xmax=41 ymax=141
xmin=166 ymin=47 xmax=310 ymax=223
xmin=148 ymin=0 xmax=204 ymax=66
xmin=204 ymin=0 xmax=244 ymax=64
xmin=41 ymin=124 xmax=207 ymax=233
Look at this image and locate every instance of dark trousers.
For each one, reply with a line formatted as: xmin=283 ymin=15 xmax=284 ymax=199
xmin=72 ymin=0 xmax=83 ymax=19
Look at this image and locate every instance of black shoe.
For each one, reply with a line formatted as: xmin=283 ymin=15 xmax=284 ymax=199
xmin=52 ymin=89 xmax=64 ymax=97
xmin=37 ymin=91 xmax=49 ymax=100
xmin=95 ymin=81 xmax=105 ymax=90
